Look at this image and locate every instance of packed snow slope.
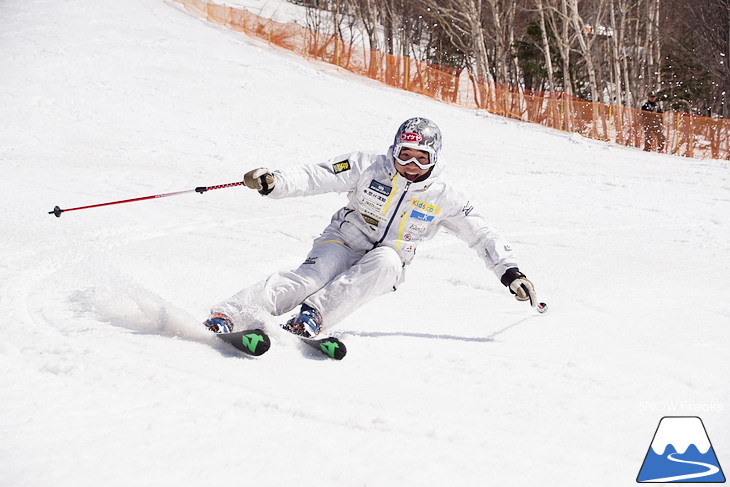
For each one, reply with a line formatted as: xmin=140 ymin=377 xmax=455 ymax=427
xmin=1 ymin=1 xmax=728 ymax=486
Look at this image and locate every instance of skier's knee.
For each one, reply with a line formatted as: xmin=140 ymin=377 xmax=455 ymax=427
xmin=367 ymin=246 xmax=404 ymax=278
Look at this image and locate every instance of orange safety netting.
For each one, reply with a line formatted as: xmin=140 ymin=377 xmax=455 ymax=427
xmin=174 ymin=0 xmax=730 ymax=160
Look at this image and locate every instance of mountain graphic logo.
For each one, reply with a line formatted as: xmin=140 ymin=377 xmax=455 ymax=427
xmin=637 ymin=416 xmax=725 ymax=483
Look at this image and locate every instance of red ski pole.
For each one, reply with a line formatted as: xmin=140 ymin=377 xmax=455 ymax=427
xmin=48 ymin=181 xmax=245 ymax=217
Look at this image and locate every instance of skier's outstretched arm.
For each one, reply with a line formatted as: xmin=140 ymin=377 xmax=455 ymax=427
xmin=242 ymin=152 xmax=370 ymax=198
xmin=440 ymin=196 xmax=540 ymax=309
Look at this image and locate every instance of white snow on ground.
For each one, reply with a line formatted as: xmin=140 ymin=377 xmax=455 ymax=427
xmin=1 ymin=0 xmax=728 ymax=486
xmin=224 ymin=0 xmax=309 ymax=23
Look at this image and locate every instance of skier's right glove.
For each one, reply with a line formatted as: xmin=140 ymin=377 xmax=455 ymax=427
xmin=500 ymin=267 xmax=538 ymax=307
xmin=243 ymin=167 xmax=275 ymax=195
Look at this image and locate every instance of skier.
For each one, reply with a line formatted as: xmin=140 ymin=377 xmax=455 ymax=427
xmin=639 ymin=93 xmax=665 ymax=152
xmin=204 ymin=117 xmax=540 ymax=338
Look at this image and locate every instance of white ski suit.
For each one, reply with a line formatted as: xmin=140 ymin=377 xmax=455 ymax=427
xmin=213 ymin=151 xmax=519 ymax=332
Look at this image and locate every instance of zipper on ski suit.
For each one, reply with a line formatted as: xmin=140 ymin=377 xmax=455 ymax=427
xmin=374 ymin=180 xmax=411 ymax=248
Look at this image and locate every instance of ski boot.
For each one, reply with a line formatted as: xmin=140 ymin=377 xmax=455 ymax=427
xmin=203 ymin=312 xmax=234 ymax=334
xmin=281 ymin=305 xmax=322 ymax=338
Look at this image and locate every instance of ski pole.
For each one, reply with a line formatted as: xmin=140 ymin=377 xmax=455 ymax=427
xmin=48 ymin=180 xmax=246 ymax=218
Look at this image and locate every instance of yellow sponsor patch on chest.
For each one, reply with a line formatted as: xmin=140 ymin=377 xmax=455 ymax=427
xmin=410 ymin=198 xmax=441 ymax=215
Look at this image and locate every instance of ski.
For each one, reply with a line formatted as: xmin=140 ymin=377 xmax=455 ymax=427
xmin=216 ymin=329 xmax=271 ymax=356
xmin=301 ymin=336 xmax=347 ymax=360
xmin=213 ymin=326 xmax=344 ymax=359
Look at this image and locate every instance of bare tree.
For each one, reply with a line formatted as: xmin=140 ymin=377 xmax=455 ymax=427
xmin=294 ymin=0 xmax=726 ymax=119
xmin=568 ymin=0 xmax=606 ymax=102
xmin=482 ymin=0 xmax=517 ymax=85
xmin=418 ymin=0 xmax=497 ymax=107
xmin=535 ymin=0 xmax=557 ymax=91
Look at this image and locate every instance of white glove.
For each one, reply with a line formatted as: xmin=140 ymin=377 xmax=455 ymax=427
xmin=243 ymin=168 xmax=275 ymax=195
xmin=501 ymin=268 xmax=538 ymax=307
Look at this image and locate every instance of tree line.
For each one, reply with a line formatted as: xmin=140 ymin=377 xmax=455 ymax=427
xmin=291 ymin=0 xmax=730 ymax=118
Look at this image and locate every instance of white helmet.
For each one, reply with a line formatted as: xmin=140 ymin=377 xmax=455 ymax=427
xmin=390 ymin=117 xmax=442 ymax=169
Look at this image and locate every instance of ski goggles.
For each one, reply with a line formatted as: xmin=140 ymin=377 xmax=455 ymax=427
xmin=393 ymin=145 xmax=436 ymax=170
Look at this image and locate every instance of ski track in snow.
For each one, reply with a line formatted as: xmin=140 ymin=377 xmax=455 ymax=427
xmin=1 ymin=0 xmax=729 ymax=486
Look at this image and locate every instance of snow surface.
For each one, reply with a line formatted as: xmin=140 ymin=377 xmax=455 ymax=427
xmin=224 ymin=0 xmax=309 ymax=23
xmin=1 ymin=0 xmax=729 ymax=486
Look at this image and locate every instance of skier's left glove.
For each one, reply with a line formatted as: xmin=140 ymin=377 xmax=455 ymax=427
xmin=500 ymin=267 xmax=538 ymax=307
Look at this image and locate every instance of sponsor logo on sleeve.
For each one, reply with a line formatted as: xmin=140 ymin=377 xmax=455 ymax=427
xmin=462 ymin=201 xmax=474 ymax=216
xmin=332 ymin=160 xmax=351 ymax=174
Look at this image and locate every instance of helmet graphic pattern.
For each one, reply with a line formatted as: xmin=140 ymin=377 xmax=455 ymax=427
xmin=392 ymin=117 xmax=442 ymax=164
